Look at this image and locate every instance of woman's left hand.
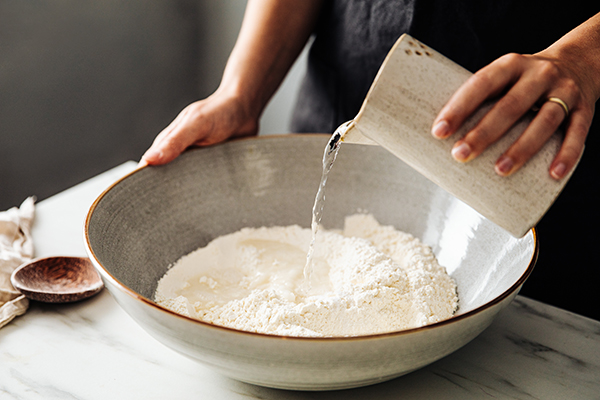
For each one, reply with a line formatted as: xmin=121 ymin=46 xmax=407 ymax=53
xmin=431 ymin=13 xmax=600 ymax=180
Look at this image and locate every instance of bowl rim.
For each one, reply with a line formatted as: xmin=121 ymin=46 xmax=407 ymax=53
xmin=84 ymin=134 xmax=539 ymax=342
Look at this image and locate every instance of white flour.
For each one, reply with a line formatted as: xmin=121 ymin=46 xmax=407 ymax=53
xmin=155 ymin=214 xmax=458 ymax=337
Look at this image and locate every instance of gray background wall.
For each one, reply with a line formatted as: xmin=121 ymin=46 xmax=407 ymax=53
xmin=0 ymin=0 xmax=307 ymax=210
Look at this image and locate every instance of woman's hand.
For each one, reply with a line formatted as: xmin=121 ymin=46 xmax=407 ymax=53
xmin=140 ymin=89 xmax=259 ymax=166
xmin=432 ymin=13 xmax=600 ymax=180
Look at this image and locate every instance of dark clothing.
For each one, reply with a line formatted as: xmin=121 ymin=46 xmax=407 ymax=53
xmin=292 ymin=0 xmax=597 ymax=133
xmin=292 ymin=0 xmax=600 ymax=320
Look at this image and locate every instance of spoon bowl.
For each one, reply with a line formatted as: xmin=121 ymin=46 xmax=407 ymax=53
xmin=11 ymin=256 xmax=104 ymax=303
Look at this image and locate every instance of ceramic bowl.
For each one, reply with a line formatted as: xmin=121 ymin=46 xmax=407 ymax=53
xmin=84 ymin=134 xmax=537 ymax=391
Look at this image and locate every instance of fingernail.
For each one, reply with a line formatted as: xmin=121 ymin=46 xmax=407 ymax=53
xmin=144 ymin=148 xmax=163 ymax=162
xmin=495 ymin=156 xmax=514 ymax=175
xmin=551 ymin=162 xmax=567 ymax=179
xmin=432 ymin=120 xmax=450 ymax=138
xmin=451 ymin=142 xmax=472 ymax=162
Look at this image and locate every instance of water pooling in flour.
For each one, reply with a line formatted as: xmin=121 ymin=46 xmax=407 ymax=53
xmin=303 ymin=129 xmax=343 ymax=289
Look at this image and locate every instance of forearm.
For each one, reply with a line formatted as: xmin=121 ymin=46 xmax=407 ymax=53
xmin=219 ymin=0 xmax=324 ymax=118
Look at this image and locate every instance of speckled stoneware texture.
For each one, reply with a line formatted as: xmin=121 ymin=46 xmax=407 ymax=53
xmin=343 ymin=34 xmax=577 ymax=238
xmin=85 ymin=135 xmax=537 ymax=390
xmin=11 ymin=256 xmax=103 ymax=303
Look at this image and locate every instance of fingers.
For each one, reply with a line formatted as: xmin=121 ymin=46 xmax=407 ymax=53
xmin=139 ymin=94 xmax=259 ymax=166
xmin=495 ymin=98 xmax=592 ymax=180
xmin=432 ymin=54 xmax=525 ymax=141
xmin=141 ymin=110 xmax=199 ymax=166
xmin=432 ymin=53 xmax=591 ymax=179
xmin=493 ymin=97 xmax=569 ymax=176
xmin=549 ymin=110 xmax=589 ymax=179
xmin=450 ymin=77 xmax=547 ymax=163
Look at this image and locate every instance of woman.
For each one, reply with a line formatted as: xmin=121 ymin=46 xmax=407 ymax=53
xmin=141 ymin=1 xmax=600 ymax=319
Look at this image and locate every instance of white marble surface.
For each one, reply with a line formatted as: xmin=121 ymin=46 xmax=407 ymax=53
xmin=1 ymin=162 xmax=599 ymax=399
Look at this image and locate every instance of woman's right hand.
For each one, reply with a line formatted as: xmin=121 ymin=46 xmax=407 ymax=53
xmin=139 ymin=88 xmax=259 ymax=166
xmin=431 ymin=12 xmax=600 ymax=180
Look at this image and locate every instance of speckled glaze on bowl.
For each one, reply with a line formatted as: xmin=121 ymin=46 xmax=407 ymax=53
xmin=84 ymin=134 xmax=537 ymax=391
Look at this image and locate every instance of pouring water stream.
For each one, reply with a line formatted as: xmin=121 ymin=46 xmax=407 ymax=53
xmin=303 ymin=121 xmax=355 ymax=289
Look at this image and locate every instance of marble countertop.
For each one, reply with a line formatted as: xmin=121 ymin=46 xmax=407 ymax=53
xmin=1 ymin=162 xmax=599 ymax=400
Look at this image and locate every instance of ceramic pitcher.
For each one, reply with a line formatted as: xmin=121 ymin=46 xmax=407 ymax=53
xmin=341 ymin=34 xmax=578 ymax=238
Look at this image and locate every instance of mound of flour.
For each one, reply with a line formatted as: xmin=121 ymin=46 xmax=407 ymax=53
xmin=155 ymin=214 xmax=458 ymax=337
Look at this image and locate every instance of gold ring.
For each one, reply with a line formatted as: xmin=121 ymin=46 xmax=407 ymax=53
xmin=547 ymin=97 xmax=569 ymax=118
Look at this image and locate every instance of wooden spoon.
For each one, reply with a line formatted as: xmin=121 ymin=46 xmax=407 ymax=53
xmin=11 ymin=256 xmax=103 ymax=303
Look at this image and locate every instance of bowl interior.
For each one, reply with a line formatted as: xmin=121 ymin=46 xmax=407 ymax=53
xmin=87 ymin=135 xmax=536 ymax=319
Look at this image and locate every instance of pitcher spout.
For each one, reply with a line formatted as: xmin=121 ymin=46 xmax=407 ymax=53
xmin=338 ymin=120 xmax=377 ymax=145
